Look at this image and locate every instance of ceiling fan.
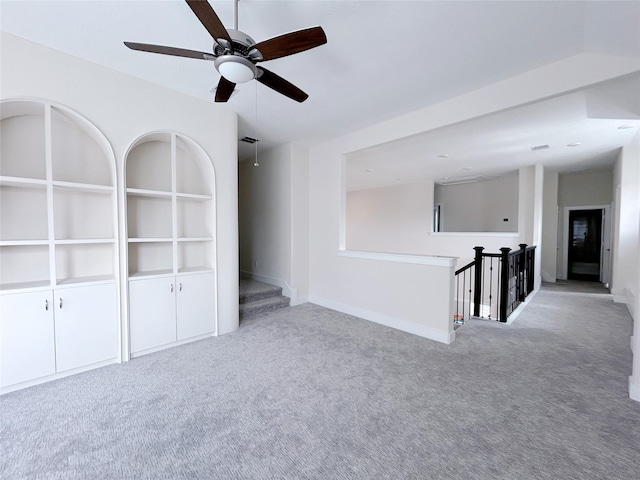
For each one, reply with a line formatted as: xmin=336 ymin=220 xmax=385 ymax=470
xmin=124 ymin=0 xmax=327 ymax=103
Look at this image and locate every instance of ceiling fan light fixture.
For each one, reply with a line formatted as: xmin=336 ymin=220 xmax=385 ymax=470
xmin=215 ymin=55 xmax=257 ymax=83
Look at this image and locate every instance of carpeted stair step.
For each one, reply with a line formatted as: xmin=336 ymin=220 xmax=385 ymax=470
xmin=239 ymin=283 xmax=283 ymax=304
xmin=240 ymin=295 xmax=290 ymax=319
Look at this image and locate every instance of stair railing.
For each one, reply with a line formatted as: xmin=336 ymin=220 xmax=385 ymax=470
xmin=454 ymin=244 xmax=536 ymax=324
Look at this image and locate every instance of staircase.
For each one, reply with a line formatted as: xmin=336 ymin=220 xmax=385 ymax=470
xmin=239 ymin=278 xmax=290 ymax=320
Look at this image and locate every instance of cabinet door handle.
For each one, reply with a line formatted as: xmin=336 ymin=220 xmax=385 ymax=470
xmin=170 ymin=284 xmax=174 ymax=293
xmin=45 ymin=299 xmax=49 ymax=311
xmin=179 ymin=283 xmax=182 ymax=292
xmin=59 ymin=298 xmax=63 ymax=309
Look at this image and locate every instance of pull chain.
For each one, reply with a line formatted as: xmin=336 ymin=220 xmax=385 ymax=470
xmin=254 ymin=79 xmax=259 ymax=167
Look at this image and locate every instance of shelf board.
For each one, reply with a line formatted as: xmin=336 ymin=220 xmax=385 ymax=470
xmin=128 ymin=269 xmax=174 ymax=280
xmin=0 ymin=240 xmax=49 ymax=247
xmin=127 ymin=188 xmax=172 ymax=198
xmin=55 ymin=275 xmax=115 ymax=287
xmin=52 ymin=181 xmax=113 ymax=194
xmin=177 ymin=237 xmax=213 ymax=243
xmin=176 ymin=192 xmax=213 ymax=201
xmin=0 ymin=280 xmax=51 ymax=292
xmin=54 ymin=238 xmax=115 ymax=245
xmin=128 ymin=237 xmax=173 ymax=243
xmin=177 ymin=267 xmax=214 ymax=275
xmin=0 ymin=176 xmax=47 ymax=188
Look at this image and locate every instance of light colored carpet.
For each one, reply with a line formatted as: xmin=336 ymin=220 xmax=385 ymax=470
xmin=1 ymin=286 xmax=639 ymax=479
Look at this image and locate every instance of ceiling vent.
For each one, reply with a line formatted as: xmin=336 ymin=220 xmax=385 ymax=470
xmin=240 ymin=136 xmax=259 ymax=144
xmin=437 ymin=175 xmax=484 ymax=186
xmin=531 ymin=144 xmax=550 ymax=151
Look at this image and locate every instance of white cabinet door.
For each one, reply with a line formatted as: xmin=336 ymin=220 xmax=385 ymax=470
xmin=129 ymin=277 xmax=176 ymax=354
xmin=176 ymin=272 xmax=215 ymax=341
xmin=54 ymin=283 xmax=118 ymax=373
xmin=0 ymin=290 xmax=56 ymax=387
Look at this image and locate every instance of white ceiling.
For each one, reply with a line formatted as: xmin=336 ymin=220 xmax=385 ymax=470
xmin=346 ymin=74 xmax=640 ymax=190
xmin=2 ymin=1 xmax=640 ymax=184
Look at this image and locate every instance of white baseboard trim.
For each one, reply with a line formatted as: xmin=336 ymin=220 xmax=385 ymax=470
xmin=630 ymin=377 xmax=640 ymax=402
xmin=291 ymin=295 xmax=309 ymax=307
xmin=308 ymin=295 xmax=454 ymax=344
xmin=613 ymin=294 xmax=627 ymax=304
xmin=506 ymin=287 xmax=540 ymax=325
xmin=1 ymin=357 xmax=118 ymax=395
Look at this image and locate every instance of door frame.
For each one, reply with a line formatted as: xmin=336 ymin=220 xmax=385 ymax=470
xmin=560 ymin=204 xmax=612 ymax=284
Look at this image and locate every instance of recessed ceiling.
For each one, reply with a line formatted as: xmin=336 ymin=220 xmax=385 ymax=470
xmin=346 ymin=74 xmax=640 ymax=191
xmin=2 ymin=1 xmax=639 ymax=170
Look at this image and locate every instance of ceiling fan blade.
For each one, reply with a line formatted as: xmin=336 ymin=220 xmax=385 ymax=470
xmin=186 ymin=0 xmax=232 ymax=44
xmin=215 ymin=76 xmax=236 ymax=102
xmin=253 ymin=26 xmax=327 ymax=61
xmin=124 ymin=42 xmax=214 ymax=60
xmin=257 ymin=67 xmax=309 ymax=103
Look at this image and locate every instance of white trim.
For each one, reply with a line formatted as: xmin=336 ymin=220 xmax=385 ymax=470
xmin=309 ymin=295 xmax=454 ymax=344
xmin=613 ymin=295 xmax=628 ymax=304
xmin=339 ymin=154 xmax=347 ymax=251
xmin=0 ymin=358 xmax=117 ymax=395
xmin=630 ymin=377 xmax=640 ymax=402
xmin=505 ymin=287 xmax=539 ymax=325
xmin=130 ymin=332 xmax=215 ymax=359
xmin=429 ymin=231 xmax=519 ymax=237
xmin=291 ymin=295 xmax=309 ymax=307
xmin=337 ymin=250 xmax=457 ymax=268
xmin=560 ymin=205 xmax=611 ymax=281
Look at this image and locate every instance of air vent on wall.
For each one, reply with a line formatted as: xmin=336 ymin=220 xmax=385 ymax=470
xmin=241 ymin=136 xmax=259 ymax=144
xmin=437 ymin=175 xmax=484 ymax=186
xmin=531 ymin=144 xmax=550 ymax=151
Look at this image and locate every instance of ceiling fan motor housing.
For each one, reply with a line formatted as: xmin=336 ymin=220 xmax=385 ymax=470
xmin=125 ymin=1 xmax=326 ymax=102
xmin=213 ymin=29 xmax=262 ymax=61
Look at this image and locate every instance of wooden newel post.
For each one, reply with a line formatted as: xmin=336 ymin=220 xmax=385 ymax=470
xmin=499 ymin=247 xmax=511 ymax=322
xmin=473 ymin=246 xmax=484 ymax=317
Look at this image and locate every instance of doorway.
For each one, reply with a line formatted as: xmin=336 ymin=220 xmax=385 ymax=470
xmin=567 ymin=209 xmax=602 ymax=281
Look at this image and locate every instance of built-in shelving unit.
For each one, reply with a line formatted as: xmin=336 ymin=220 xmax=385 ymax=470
xmin=126 ymin=132 xmax=216 ymax=356
xmin=0 ymin=99 xmax=119 ymax=392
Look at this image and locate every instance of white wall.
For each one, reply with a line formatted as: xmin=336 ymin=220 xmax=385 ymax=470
xmin=609 ymin=143 xmax=640 ymax=401
xmin=347 ymin=182 xmax=433 ymax=254
xmin=238 ymin=142 xmax=309 ymax=304
xmin=307 ymin=53 xmax=638 ymax=344
xmin=1 ymin=33 xmax=239 ymax=336
xmin=608 ymin=143 xmax=640 ymax=402
xmin=345 ymin=177 xmax=525 ymax=266
xmin=291 ymin=143 xmax=310 ymax=304
xmin=434 ymin=173 xmax=519 ymax=233
xmin=611 ymin=147 xmax=640 ymax=311
xmin=239 ymin=144 xmax=292 ymax=289
xmin=558 ymin=170 xmax=613 ymax=206
xmin=556 ymin=170 xmax=614 ymax=280
xmin=541 ymin=171 xmax=559 ymax=282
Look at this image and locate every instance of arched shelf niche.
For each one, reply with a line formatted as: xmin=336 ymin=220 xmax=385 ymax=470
xmin=0 ymin=98 xmax=119 ymax=392
xmin=124 ymin=131 xmax=217 ymax=357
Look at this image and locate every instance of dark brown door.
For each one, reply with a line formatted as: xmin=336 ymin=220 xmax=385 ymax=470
xmin=568 ymin=209 xmax=602 ymax=281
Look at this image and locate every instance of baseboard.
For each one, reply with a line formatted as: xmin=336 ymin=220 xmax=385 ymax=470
xmin=130 ymin=332 xmax=215 ymax=359
xmin=630 ymin=377 xmax=640 ymax=402
xmin=506 ymin=287 xmax=539 ymax=325
xmin=290 ymin=295 xmax=309 ymax=307
xmin=612 ymin=292 xmax=636 ymax=321
xmin=308 ymin=295 xmax=454 ymax=344
xmin=1 ymin=357 xmax=118 ymax=395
